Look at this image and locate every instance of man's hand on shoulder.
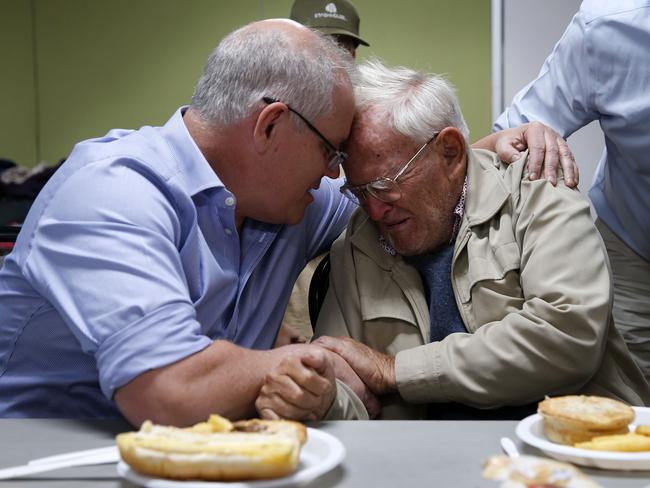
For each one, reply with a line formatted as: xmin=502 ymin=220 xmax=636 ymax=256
xmin=473 ymin=121 xmax=578 ymax=187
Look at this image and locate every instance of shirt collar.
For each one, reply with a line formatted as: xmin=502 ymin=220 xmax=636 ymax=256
xmin=450 ymin=176 xmax=468 ymax=242
xmin=160 ymin=106 xmax=224 ymax=197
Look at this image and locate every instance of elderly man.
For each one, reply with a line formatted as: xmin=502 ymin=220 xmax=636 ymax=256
xmin=256 ymin=60 xmax=650 ymax=421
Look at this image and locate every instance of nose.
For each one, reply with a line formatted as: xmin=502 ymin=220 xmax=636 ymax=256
xmin=364 ymin=195 xmax=393 ymax=221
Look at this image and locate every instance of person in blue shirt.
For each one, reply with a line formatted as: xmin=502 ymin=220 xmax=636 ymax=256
xmin=494 ymin=0 xmax=650 ymax=382
xmin=0 ymin=19 xmax=370 ymax=425
xmin=0 ymin=18 xmax=568 ymax=426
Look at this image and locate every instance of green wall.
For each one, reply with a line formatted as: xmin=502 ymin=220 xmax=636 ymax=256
xmin=0 ymin=0 xmax=37 ymax=165
xmin=0 ymin=0 xmax=491 ymax=166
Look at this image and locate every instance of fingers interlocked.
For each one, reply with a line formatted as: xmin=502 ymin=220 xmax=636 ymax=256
xmin=256 ymin=347 xmax=336 ymax=421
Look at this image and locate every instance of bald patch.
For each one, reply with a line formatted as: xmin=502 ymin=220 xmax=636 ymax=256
xmin=245 ymin=18 xmax=316 ymax=48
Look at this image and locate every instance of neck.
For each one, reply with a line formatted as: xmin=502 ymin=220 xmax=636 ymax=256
xmin=184 ymin=108 xmax=254 ymax=231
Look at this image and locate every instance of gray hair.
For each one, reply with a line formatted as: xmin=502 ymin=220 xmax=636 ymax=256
xmin=191 ymin=22 xmax=355 ymax=126
xmin=354 ymin=59 xmax=469 ymax=143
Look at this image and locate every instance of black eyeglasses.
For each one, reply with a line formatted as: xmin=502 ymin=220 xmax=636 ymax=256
xmin=340 ymin=132 xmax=439 ymax=205
xmin=263 ymin=96 xmax=347 ymax=171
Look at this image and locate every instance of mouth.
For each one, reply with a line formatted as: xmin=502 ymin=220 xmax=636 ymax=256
xmin=384 ymin=217 xmax=409 ymax=229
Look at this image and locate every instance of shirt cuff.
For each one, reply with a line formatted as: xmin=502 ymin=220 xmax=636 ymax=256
xmin=323 ymin=379 xmax=369 ymax=420
xmin=96 ymin=302 xmax=212 ymax=400
xmin=395 ymin=343 xmax=445 ymax=403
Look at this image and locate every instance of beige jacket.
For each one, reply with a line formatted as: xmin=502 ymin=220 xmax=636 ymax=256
xmin=317 ymin=149 xmax=650 ymax=420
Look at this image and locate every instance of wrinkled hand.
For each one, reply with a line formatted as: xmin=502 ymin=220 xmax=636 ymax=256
xmin=324 ymin=348 xmax=381 ymax=418
xmin=256 ymin=346 xmax=336 ymax=421
xmin=493 ymin=121 xmax=578 ymax=187
xmin=313 ymin=336 xmax=396 ymax=396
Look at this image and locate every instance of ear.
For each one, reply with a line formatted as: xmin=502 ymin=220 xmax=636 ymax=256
xmin=252 ymin=102 xmax=286 ymax=154
xmin=435 ymin=127 xmax=467 ymax=181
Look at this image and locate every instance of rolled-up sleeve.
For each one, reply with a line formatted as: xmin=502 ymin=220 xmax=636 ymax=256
xmin=23 ymin=159 xmax=212 ymax=399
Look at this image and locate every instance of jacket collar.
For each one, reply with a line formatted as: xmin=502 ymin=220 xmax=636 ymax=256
xmin=349 ymin=210 xmax=398 ymax=270
xmin=463 ymin=148 xmax=511 ymax=227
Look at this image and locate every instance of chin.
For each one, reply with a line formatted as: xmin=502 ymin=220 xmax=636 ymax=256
xmin=388 ymin=233 xmax=436 ymax=257
xmin=285 ymin=206 xmax=308 ymax=226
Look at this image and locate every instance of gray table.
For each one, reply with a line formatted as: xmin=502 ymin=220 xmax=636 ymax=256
xmin=0 ymin=419 xmax=649 ymax=487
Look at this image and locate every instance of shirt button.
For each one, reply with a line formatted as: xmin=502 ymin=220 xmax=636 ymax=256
xmin=224 ymin=228 xmax=232 ymax=236
xmin=225 ymin=196 xmax=235 ymax=207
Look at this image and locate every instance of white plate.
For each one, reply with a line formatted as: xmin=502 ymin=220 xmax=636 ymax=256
xmin=516 ymin=406 xmax=650 ymax=471
xmin=116 ymin=427 xmax=345 ymax=487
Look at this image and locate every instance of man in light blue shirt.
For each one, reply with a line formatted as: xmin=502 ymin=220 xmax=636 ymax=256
xmin=0 ymin=19 xmax=371 ymax=425
xmin=0 ymin=18 xmax=569 ymax=425
xmin=494 ymin=0 xmax=650 ymax=380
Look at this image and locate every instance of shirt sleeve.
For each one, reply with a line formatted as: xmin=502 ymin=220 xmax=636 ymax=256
xmin=301 ymin=177 xmax=355 ymax=261
xmin=493 ymin=9 xmax=598 ymax=136
xmin=323 ymin=379 xmax=370 ymax=420
xmin=23 ymin=159 xmax=212 ymax=400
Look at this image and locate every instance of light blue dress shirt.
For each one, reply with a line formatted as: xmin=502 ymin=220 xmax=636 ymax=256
xmin=494 ymin=0 xmax=650 ymax=260
xmin=0 ymin=107 xmax=354 ymax=418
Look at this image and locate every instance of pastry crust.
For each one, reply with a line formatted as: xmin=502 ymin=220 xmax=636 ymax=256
xmin=483 ymin=455 xmax=602 ymax=487
xmin=538 ymin=395 xmax=634 ymax=445
xmin=116 ymin=415 xmax=307 ymax=481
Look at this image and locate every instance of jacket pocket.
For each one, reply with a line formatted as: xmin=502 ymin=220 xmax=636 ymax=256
xmin=456 ymin=241 xmax=521 ymax=304
xmin=354 ymin=255 xmax=427 ymax=351
xmin=358 ymin=259 xmax=421 ymax=327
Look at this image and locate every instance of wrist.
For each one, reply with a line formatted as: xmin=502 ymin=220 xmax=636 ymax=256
xmin=381 ymin=355 xmax=397 ymax=393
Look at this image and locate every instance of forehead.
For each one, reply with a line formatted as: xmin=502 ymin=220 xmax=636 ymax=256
xmin=317 ymin=81 xmax=355 ymax=145
xmin=343 ymin=109 xmax=417 ymax=184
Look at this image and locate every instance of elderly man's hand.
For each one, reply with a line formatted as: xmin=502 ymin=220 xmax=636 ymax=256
xmin=491 ymin=122 xmax=578 ymax=187
xmin=325 ymin=348 xmax=381 ymax=418
xmin=314 ymin=336 xmax=397 ymax=396
xmin=256 ymin=346 xmax=336 ymax=421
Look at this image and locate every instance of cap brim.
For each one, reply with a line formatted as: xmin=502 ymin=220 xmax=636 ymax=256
xmin=315 ymin=26 xmax=370 ymax=46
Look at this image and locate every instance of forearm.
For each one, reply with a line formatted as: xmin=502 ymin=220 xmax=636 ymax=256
xmin=396 ymin=314 xmax=604 ymax=408
xmin=115 ymin=340 xmax=282 ymax=427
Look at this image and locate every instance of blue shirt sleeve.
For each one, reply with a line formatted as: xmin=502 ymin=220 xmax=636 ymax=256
xmin=22 ymin=159 xmax=212 ymax=399
xmin=493 ymin=8 xmax=598 ymax=136
xmin=301 ymin=176 xmax=355 ymax=261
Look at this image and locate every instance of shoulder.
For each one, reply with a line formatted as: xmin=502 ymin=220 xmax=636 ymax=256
xmin=72 ymin=124 xmax=181 ymax=181
xmin=31 ymin=138 xmax=192 ymax=246
xmin=330 ymin=209 xmax=369 ymax=258
xmin=579 ymin=0 xmax=650 ymax=24
xmin=304 ymin=177 xmax=350 ymax=216
xmin=296 ymin=177 xmax=356 ymax=254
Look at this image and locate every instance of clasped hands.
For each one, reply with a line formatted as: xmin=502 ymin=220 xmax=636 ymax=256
xmin=255 ymin=336 xmax=395 ymax=421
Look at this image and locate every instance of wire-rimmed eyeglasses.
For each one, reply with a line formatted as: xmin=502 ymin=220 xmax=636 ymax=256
xmin=340 ymin=132 xmax=439 ymax=205
xmin=262 ymin=97 xmax=347 ymax=172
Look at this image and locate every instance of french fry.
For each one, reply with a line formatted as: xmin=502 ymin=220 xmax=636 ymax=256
xmin=575 ymin=433 xmax=650 ymax=452
xmin=635 ymin=424 xmax=650 ymax=437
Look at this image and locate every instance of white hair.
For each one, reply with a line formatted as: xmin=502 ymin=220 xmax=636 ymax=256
xmin=191 ymin=23 xmax=356 ymax=126
xmin=354 ymin=59 xmax=469 ymax=143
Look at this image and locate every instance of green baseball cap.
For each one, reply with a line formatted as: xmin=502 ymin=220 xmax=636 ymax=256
xmin=290 ymin=0 xmax=369 ymax=47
